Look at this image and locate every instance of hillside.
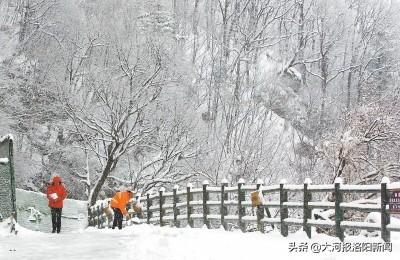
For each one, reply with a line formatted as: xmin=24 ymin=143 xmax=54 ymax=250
xmin=0 ymin=0 xmax=400 ymax=204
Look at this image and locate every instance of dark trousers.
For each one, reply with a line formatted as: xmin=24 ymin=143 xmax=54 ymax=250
xmin=50 ymin=207 xmax=62 ymax=233
xmin=112 ymin=208 xmax=123 ymax=229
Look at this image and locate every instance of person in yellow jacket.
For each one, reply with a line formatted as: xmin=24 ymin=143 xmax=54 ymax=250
xmin=110 ymin=190 xmax=134 ymax=229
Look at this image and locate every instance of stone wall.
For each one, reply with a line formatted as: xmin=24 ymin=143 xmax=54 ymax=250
xmin=0 ymin=135 xmax=15 ymax=220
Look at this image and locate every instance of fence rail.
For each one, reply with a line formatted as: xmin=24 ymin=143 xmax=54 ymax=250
xmin=88 ymin=177 xmax=400 ymax=242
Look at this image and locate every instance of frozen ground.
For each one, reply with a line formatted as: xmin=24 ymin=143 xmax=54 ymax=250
xmin=0 ymin=221 xmax=399 ymax=260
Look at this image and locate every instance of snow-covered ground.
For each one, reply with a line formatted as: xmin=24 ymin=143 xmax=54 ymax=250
xmin=1 ymin=222 xmax=399 ymax=260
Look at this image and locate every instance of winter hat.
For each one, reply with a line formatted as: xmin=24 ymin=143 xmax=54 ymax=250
xmin=52 ymin=175 xmax=62 ymax=184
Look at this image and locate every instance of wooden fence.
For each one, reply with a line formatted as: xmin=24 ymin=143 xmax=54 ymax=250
xmin=88 ymin=194 xmax=143 ymax=229
xmin=88 ymin=177 xmax=400 ymax=242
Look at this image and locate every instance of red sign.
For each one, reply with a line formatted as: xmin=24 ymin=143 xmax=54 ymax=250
xmin=389 ymin=189 xmax=400 ymax=213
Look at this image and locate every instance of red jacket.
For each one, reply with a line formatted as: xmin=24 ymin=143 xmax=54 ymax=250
xmin=47 ymin=176 xmax=67 ymax=208
xmin=110 ymin=191 xmax=132 ymax=216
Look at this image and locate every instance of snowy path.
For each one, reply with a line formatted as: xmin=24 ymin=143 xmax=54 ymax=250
xmin=1 ymin=224 xmax=399 ymax=260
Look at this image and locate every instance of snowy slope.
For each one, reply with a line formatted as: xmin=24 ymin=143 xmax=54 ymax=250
xmin=0 ymin=223 xmax=399 ymax=260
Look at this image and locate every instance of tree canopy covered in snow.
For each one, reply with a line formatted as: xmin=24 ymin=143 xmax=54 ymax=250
xmin=1 ymin=0 xmax=400 ymax=204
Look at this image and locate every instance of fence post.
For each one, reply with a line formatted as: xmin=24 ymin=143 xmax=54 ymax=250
xmin=159 ymin=187 xmax=165 ymax=227
xmin=202 ymin=180 xmax=210 ymax=228
xmin=279 ymin=179 xmax=288 ymax=237
xmin=256 ymin=179 xmax=265 ymax=233
xmin=187 ymin=183 xmax=194 ymax=228
xmin=381 ymin=177 xmax=391 ymax=242
xmin=97 ymin=205 xmax=101 ymax=229
xmin=88 ymin=207 xmax=92 ymax=226
xmin=303 ymin=178 xmax=312 ymax=238
xmin=133 ymin=194 xmax=138 ymax=219
xmin=334 ymin=177 xmax=344 ymax=241
xmin=100 ymin=203 xmax=105 ymax=228
xmin=146 ymin=191 xmax=152 ymax=224
xmin=173 ymin=185 xmax=180 ymax=227
xmin=127 ymin=198 xmax=132 ymax=222
xmin=93 ymin=206 xmax=96 ymax=227
xmin=238 ymin=178 xmax=246 ymax=232
xmin=221 ymin=179 xmax=228 ymax=230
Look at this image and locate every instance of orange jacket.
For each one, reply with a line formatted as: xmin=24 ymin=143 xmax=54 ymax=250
xmin=110 ymin=191 xmax=132 ymax=216
xmin=47 ymin=176 xmax=67 ymax=208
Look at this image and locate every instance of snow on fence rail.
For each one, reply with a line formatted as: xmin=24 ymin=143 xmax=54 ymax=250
xmin=88 ymin=178 xmax=400 ymax=242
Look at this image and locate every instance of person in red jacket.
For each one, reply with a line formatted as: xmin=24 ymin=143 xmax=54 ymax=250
xmin=47 ymin=176 xmax=67 ymax=233
xmin=110 ymin=190 xmax=133 ymax=229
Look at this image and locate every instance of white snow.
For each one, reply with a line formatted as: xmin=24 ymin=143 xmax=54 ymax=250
xmin=0 ymin=158 xmax=9 ymax=164
xmin=162 ymin=203 xmax=173 ymax=209
xmin=312 ymin=208 xmax=335 ymax=220
xmin=223 ymin=215 xmax=239 ymax=220
xmin=308 ymin=202 xmax=335 ymax=208
xmin=262 ymin=185 xmax=281 ymax=192
xmin=382 ymin=177 xmax=391 ymax=184
xmin=191 ymin=188 xmax=202 ymax=193
xmin=335 ymin=177 xmax=343 ymax=184
xmin=224 ymin=186 xmax=238 ymax=192
xmin=283 ymin=202 xmax=303 ymax=208
xmin=287 ymin=67 xmax=302 ymax=81
xmin=242 ymin=184 xmax=257 ymax=190
xmin=5 ymin=222 xmax=394 ymax=259
xmin=242 ymin=216 xmax=257 ymax=222
xmin=149 ymin=205 xmax=158 ymax=211
xmin=306 ymin=219 xmax=335 ymax=228
xmin=176 ymin=202 xmax=186 ymax=208
xmin=284 ymin=218 xmax=303 ymax=225
xmin=340 ymin=202 xmax=380 ymax=210
xmin=340 ymin=184 xmax=381 ymax=191
xmin=188 ymin=200 xmax=202 ymax=206
xmin=307 ymin=184 xmax=334 ymax=191
xmin=206 ymin=186 xmax=221 ymax=192
xmin=284 ymin=184 xmax=303 ymax=190
xmin=206 ymin=201 xmax=221 ymax=206
xmin=0 ymin=134 xmax=14 ymax=143
xmin=365 ymin=212 xmax=382 ymax=224
xmin=340 ymin=221 xmax=380 ymax=230
xmin=263 ymin=201 xmax=281 ymax=207
xmin=189 ymin=214 xmax=202 ymax=219
xmin=261 ymin=217 xmax=281 ymax=224
xmin=389 ymin=182 xmax=400 ymax=189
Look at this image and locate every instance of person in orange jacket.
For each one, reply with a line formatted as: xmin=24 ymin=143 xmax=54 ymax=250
xmin=110 ymin=190 xmax=134 ymax=229
xmin=46 ymin=175 xmax=67 ymax=233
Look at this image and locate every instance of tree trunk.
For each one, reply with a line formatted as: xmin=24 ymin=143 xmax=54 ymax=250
xmin=319 ymin=52 xmax=328 ymax=136
xmin=89 ymin=157 xmax=115 ymax=206
xmin=297 ymin=0 xmax=307 ymax=86
xmin=192 ymin=0 xmax=200 ymax=63
xmin=19 ymin=0 xmax=30 ymax=42
xmin=222 ymin=0 xmax=230 ymax=60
